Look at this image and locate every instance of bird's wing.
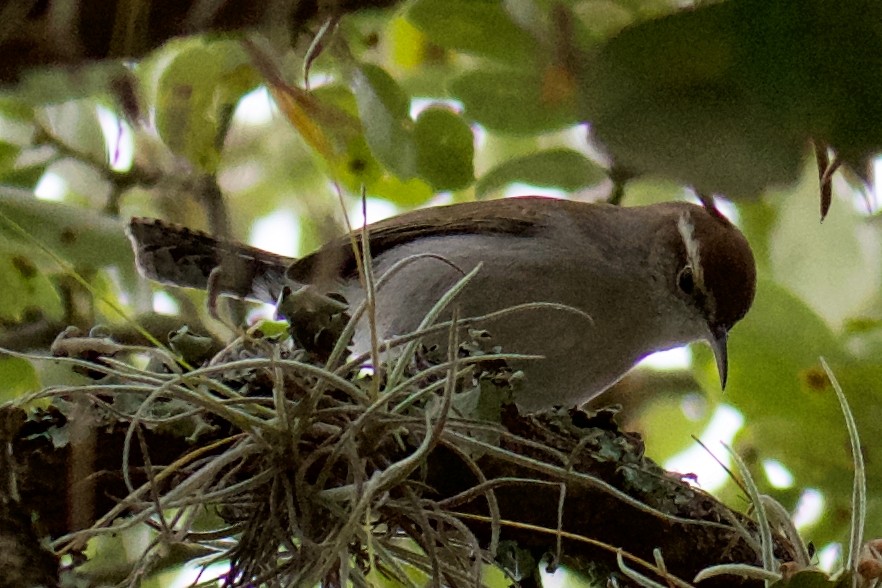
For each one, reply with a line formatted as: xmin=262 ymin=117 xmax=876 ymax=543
xmin=128 ymin=197 xmax=575 ymax=299
xmin=287 ymin=196 xmax=561 ymax=283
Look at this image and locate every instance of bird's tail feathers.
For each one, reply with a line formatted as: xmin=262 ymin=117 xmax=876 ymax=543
xmin=127 ymin=217 xmax=294 ymax=304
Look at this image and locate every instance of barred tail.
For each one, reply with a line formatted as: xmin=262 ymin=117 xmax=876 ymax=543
xmin=126 ymin=217 xmax=294 ymax=304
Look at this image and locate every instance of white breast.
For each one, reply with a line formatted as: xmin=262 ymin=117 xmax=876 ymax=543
xmin=340 ymin=232 xmax=678 ymax=411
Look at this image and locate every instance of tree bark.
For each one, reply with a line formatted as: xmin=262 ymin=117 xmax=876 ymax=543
xmin=0 ymin=0 xmax=403 ymax=83
xmin=1 ymin=399 xmax=797 ymax=586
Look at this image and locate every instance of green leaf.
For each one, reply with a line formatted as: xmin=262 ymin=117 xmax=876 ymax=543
xmin=155 ymin=40 xmax=259 ymax=173
xmin=5 ymin=62 xmax=130 ymax=105
xmin=728 ymin=0 xmax=882 ymax=168
xmin=0 ymin=252 xmax=62 ymax=322
xmin=413 ymin=106 xmax=474 ymax=191
xmin=0 ymin=97 xmax=35 ymax=121
xmin=580 ymin=1 xmax=794 ymax=197
xmin=0 ymin=187 xmax=134 ymax=274
xmin=40 ymin=100 xmax=108 ymax=165
xmin=451 ymin=68 xmax=580 ymax=135
xmin=0 ymin=164 xmax=48 ymax=191
xmin=269 ymin=83 xmax=434 ymax=207
xmin=0 ymin=141 xmax=46 ymax=190
xmin=584 ymin=78 xmax=803 ymax=198
xmin=0 ymin=357 xmax=40 ymax=402
xmin=366 ymin=174 xmax=434 ymax=207
xmin=475 ymin=149 xmax=606 ymax=197
xmin=0 ymin=141 xmax=19 ymax=166
xmin=407 ymin=0 xmax=538 ymax=64
xmin=351 ymin=64 xmax=417 ymax=179
xmin=579 ymin=0 xmax=882 ymax=197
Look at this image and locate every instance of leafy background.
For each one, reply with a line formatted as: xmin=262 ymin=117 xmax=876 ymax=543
xmin=1 ymin=0 xmax=881 ymax=584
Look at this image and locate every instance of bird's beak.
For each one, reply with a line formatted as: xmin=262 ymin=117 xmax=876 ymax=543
xmin=707 ymin=327 xmax=729 ymax=390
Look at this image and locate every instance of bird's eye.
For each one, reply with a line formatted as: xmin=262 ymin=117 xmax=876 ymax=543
xmin=677 ymin=266 xmax=695 ymax=295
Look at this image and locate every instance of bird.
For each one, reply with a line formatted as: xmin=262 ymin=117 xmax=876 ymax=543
xmin=127 ymin=196 xmax=756 ymax=412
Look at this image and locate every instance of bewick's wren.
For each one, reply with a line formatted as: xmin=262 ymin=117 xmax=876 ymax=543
xmin=128 ymin=196 xmax=756 ymax=411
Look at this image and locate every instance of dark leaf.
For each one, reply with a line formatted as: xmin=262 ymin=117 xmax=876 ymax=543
xmin=451 ymin=68 xmax=580 ymax=135
xmin=413 ymin=106 xmax=474 ymax=191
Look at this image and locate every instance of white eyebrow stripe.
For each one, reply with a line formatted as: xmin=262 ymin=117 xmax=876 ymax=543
xmin=677 ymin=213 xmax=705 ymax=289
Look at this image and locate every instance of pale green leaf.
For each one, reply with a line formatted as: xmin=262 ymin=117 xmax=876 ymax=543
xmin=475 ymin=149 xmax=605 ymax=197
xmin=351 ymin=63 xmax=417 ymax=179
xmin=155 ymin=40 xmax=258 ymax=173
xmin=407 ymin=0 xmax=538 ymax=64
xmin=0 ymin=357 xmax=40 ymax=401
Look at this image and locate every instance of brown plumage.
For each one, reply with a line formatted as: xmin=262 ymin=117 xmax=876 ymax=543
xmin=128 ymin=196 xmax=757 ymax=410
